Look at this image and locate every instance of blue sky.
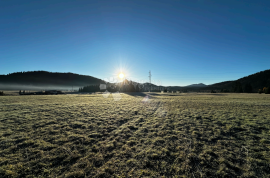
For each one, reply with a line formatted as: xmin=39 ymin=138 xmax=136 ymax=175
xmin=1 ymin=0 xmax=270 ymax=86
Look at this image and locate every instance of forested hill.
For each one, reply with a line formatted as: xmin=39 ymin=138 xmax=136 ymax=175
xmin=1 ymin=69 xmax=269 ymax=91
xmin=206 ymin=69 xmax=270 ymax=91
xmin=0 ymin=71 xmax=105 ymax=86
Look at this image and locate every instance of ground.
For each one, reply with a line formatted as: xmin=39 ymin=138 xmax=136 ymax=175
xmin=0 ymin=93 xmax=270 ymax=177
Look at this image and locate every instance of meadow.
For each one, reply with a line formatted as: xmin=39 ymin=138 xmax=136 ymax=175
xmin=0 ymin=93 xmax=270 ymax=177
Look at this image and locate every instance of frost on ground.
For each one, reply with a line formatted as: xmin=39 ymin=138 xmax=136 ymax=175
xmin=0 ymin=93 xmax=270 ymax=177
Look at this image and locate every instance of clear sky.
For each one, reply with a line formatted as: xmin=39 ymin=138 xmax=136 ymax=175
xmin=1 ymin=0 xmax=270 ymax=86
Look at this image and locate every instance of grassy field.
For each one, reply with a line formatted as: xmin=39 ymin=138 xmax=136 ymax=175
xmin=0 ymin=93 xmax=270 ymax=177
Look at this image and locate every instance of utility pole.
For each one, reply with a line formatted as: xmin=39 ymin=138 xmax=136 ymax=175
xmin=149 ymin=70 xmax=152 ymax=92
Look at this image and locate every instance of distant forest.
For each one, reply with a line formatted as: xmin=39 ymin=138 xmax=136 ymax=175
xmin=0 ymin=71 xmax=105 ymax=87
xmin=79 ymin=80 xmax=151 ymax=92
xmin=0 ymin=69 xmax=269 ymax=93
xmin=204 ymin=69 xmax=270 ymax=93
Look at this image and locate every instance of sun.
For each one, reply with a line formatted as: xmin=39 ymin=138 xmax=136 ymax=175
xmin=119 ymin=73 xmax=125 ymax=79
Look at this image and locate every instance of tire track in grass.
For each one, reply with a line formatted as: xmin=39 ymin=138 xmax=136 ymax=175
xmin=90 ymin=96 xmax=148 ymax=175
xmin=91 ymin=95 xmax=167 ymax=176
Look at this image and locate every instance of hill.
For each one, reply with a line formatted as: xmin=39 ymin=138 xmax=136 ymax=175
xmin=1 ymin=69 xmax=269 ymax=92
xmin=0 ymin=71 xmax=105 ymax=90
xmin=206 ymin=69 xmax=270 ymax=92
xmin=185 ymin=83 xmax=207 ymax=88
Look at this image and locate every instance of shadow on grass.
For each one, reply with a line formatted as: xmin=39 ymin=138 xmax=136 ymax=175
xmin=124 ymin=92 xmax=150 ymax=97
xmin=200 ymin=93 xmax=228 ymax=96
xmin=124 ymin=92 xmax=186 ymax=98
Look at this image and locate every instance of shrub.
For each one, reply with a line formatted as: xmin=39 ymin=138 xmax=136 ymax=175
xmin=258 ymin=89 xmax=263 ymax=94
xmin=0 ymin=91 xmax=4 ymax=96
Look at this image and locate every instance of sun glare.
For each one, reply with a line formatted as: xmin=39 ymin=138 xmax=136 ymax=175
xmin=119 ymin=73 xmax=125 ymax=79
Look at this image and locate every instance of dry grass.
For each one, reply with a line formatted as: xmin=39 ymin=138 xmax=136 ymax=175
xmin=0 ymin=93 xmax=270 ymax=177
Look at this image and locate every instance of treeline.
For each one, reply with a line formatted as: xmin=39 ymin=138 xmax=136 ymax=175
xmin=218 ymin=81 xmax=270 ymax=94
xmin=78 ymin=80 xmax=164 ymax=92
xmin=79 ymin=80 xmax=141 ymax=92
xmin=221 ymin=82 xmax=253 ymax=93
xmin=237 ymin=69 xmax=270 ymax=90
xmin=206 ymin=69 xmax=270 ymax=92
xmin=214 ymin=82 xmax=254 ymax=93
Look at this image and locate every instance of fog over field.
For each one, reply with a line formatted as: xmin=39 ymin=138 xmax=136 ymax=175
xmin=0 ymin=83 xmax=79 ymax=91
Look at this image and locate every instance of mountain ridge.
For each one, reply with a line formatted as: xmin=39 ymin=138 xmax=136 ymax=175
xmin=0 ymin=69 xmax=269 ymax=91
xmin=0 ymin=71 xmax=105 ymax=87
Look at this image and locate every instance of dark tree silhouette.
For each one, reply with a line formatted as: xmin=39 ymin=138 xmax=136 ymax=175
xmin=265 ymin=87 xmax=270 ymax=94
xmin=127 ymin=82 xmax=136 ymax=92
xmin=202 ymin=69 xmax=270 ymax=92
xmin=135 ymin=84 xmax=140 ymax=92
xmin=233 ymin=81 xmax=243 ymax=93
xmin=0 ymin=71 xmax=105 ymax=86
xmin=244 ymin=83 xmax=253 ymax=93
xmin=80 ymin=85 xmax=100 ymax=92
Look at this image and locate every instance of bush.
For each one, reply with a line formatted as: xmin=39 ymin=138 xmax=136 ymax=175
xmin=211 ymin=90 xmax=216 ymax=93
xmin=258 ymin=89 xmax=263 ymax=94
xmin=0 ymin=91 xmax=4 ymax=96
